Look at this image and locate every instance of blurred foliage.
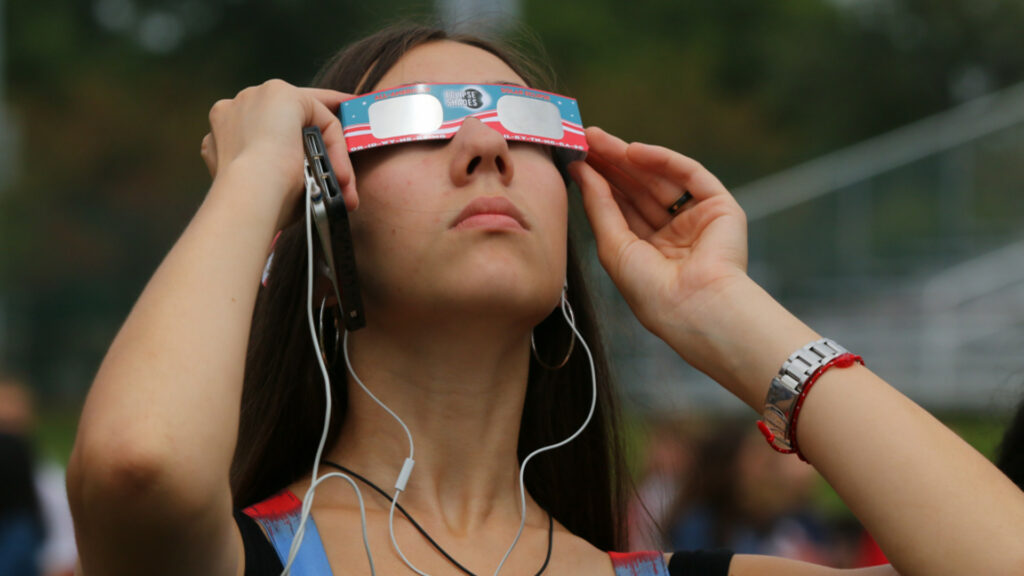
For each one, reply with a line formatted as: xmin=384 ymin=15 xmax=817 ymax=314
xmin=531 ymin=0 xmax=1024 ymax=181
xmin=2 ymin=0 xmax=1024 ymax=404
xmin=34 ymin=407 xmax=81 ymax=464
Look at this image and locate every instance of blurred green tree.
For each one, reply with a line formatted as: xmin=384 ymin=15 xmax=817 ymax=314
xmin=2 ymin=0 xmax=1023 ymax=404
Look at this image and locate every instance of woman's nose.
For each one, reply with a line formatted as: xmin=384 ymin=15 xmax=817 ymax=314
xmin=448 ymin=117 xmax=514 ymax=187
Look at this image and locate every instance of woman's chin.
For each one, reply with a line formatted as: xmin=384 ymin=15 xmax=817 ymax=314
xmin=444 ymin=283 xmax=559 ymax=321
xmin=390 ymin=279 xmax=559 ymax=329
xmin=361 ymin=257 xmax=564 ymax=328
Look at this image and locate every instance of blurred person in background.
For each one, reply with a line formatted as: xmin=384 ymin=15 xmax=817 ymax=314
xmin=0 ymin=377 xmax=46 ymax=576
xmin=666 ymin=422 xmax=833 ymax=564
xmin=626 ymin=420 xmax=695 ymax=550
xmin=0 ymin=378 xmax=78 ymax=576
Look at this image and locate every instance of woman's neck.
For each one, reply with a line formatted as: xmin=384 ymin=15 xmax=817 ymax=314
xmin=324 ymin=313 xmax=540 ymax=534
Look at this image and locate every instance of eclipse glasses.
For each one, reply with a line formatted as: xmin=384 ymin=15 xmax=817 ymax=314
xmin=340 ymin=83 xmax=587 ymax=164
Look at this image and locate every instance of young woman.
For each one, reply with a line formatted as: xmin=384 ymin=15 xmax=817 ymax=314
xmin=66 ymin=23 xmax=1024 ymax=576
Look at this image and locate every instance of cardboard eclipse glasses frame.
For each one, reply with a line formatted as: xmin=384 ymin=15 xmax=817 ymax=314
xmin=340 ymin=83 xmax=587 ymax=165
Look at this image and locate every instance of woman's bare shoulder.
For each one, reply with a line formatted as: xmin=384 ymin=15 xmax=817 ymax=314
xmin=547 ymin=528 xmax=616 ymax=575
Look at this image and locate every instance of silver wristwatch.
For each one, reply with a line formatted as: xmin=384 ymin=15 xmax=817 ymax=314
xmin=761 ymin=338 xmax=850 ymax=452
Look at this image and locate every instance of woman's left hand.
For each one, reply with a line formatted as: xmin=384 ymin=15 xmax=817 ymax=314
xmin=570 ymin=126 xmax=749 ymax=341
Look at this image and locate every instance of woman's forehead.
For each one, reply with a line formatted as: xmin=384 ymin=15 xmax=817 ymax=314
xmin=372 ymin=41 xmax=526 ymax=92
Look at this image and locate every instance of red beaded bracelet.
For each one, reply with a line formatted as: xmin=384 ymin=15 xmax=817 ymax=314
xmin=787 ymin=352 xmax=864 ymax=461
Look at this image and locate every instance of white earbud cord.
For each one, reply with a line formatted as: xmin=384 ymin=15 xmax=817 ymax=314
xmin=341 ymin=331 xmax=422 ymax=575
xmin=492 ymin=292 xmax=596 ymax=576
xmin=279 ymin=179 xmax=376 ymax=576
xmin=340 ymin=287 xmax=597 ymax=576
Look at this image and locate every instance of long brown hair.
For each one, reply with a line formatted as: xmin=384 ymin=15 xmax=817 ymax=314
xmin=230 ymin=22 xmax=630 ymax=551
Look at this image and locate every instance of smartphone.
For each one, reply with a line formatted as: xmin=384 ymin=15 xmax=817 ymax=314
xmin=303 ymin=126 xmax=365 ymax=331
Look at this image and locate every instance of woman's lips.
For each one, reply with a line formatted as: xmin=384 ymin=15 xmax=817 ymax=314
xmin=450 ymin=196 xmax=529 ymax=231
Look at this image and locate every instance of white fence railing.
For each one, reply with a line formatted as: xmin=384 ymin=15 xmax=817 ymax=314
xmin=610 ymin=83 xmax=1024 ymax=414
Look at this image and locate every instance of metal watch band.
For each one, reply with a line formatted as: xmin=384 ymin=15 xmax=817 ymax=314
xmin=761 ymin=338 xmax=849 ymax=451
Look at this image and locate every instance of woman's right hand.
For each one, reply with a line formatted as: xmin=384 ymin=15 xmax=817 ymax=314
xmin=199 ymin=80 xmax=359 ymax=230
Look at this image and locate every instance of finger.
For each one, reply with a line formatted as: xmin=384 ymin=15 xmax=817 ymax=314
xmin=569 ymin=160 xmax=642 ymax=268
xmin=200 ymin=133 xmax=217 ymax=178
xmin=625 ymin=141 xmax=730 ymax=202
xmin=299 ymin=87 xmax=353 ymax=111
xmin=586 ymin=126 xmax=683 ymax=208
xmin=609 ymin=185 xmax=656 ymax=238
xmin=305 ymin=96 xmax=359 ymax=211
xmin=583 ymin=158 xmax=655 ymax=235
xmin=587 ymin=150 xmax=671 ymax=230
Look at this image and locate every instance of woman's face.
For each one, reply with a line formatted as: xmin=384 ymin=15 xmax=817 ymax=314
xmin=348 ymin=41 xmax=568 ymax=326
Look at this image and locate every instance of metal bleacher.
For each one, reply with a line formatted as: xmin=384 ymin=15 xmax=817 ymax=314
xmin=612 ymin=81 xmax=1024 ymax=415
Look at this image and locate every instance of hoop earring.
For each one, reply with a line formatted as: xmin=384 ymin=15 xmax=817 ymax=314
xmin=531 ymin=285 xmax=576 ymax=370
xmin=318 ymin=296 xmax=340 ymax=364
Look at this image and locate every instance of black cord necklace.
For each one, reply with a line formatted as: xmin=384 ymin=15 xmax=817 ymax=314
xmin=321 ymin=460 xmax=553 ymax=576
